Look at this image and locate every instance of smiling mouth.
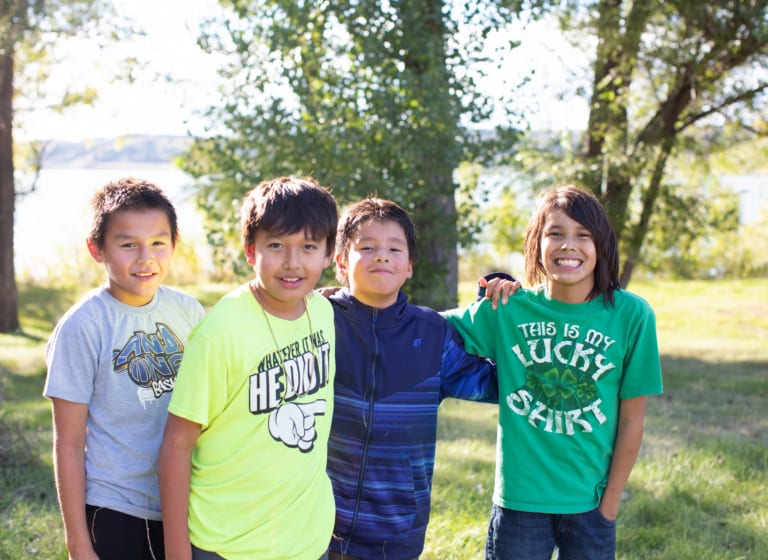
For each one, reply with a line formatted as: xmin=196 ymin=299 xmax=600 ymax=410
xmin=556 ymin=258 xmax=581 ymax=268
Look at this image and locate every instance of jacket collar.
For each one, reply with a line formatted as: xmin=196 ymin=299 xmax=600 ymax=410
xmin=330 ymin=287 xmax=409 ymax=326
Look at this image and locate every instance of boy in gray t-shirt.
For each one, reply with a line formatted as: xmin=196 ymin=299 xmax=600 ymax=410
xmin=43 ymin=177 xmax=205 ymax=560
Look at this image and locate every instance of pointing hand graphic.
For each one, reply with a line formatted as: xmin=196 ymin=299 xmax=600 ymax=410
xmin=268 ymin=400 xmax=327 ymax=451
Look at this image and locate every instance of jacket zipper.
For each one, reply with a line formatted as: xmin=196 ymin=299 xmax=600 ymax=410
xmin=345 ymin=308 xmax=378 ymax=552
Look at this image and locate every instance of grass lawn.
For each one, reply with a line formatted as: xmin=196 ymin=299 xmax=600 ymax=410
xmin=1 ymin=279 xmax=766 ymax=559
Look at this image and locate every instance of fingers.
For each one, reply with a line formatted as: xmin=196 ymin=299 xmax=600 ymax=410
xmin=485 ymin=278 xmax=522 ymax=310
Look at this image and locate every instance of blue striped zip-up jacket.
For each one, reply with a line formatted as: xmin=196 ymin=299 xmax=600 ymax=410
xmin=327 ymin=289 xmax=498 ymax=559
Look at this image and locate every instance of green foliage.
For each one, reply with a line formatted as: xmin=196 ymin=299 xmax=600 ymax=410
xmin=640 ymin=180 xmax=741 ymax=279
xmin=511 ymin=0 xmax=768 ymax=285
xmin=182 ymin=0 xmax=526 ymax=308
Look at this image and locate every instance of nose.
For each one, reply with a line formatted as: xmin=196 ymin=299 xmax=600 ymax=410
xmin=284 ymin=247 xmax=301 ymax=268
xmin=136 ymin=244 xmax=154 ymax=263
xmin=373 ymin=247 xmax=389 ymax=262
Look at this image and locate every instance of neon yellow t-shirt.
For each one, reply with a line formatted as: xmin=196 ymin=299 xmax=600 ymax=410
xmin=169 ymin=284 xmax=336 ymax=559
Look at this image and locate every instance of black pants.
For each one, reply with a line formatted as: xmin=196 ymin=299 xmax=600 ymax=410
xmin=85 ymin=505 xmax=164 ymax=560
xmin=192 ymin=545 xmax=329 ymax=560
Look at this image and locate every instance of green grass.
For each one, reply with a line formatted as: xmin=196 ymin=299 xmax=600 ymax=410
xmin=1 ymin=279 xmax=767 ymax=559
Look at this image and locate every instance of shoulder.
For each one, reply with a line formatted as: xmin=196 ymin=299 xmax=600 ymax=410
xmin=407 ymin=302 xmax=445 ymax=325
xmin=52 ymin=286 xmax=113 ymax=328
xmin=611 ymin=289 xmax=655 ymax=316
xmin=306 ymin=290 xmax=334 ymax=322
xmin=157 ymin=285 xmax=205 ymax=311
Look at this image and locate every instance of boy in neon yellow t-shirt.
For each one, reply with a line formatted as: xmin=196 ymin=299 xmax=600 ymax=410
xmin=159 ymin=176 xmax=338 ymax=560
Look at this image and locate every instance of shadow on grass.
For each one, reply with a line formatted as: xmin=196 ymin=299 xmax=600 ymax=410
xmin=651 ymin=355 xmax=768 ymax=447
xmin=0 ymin=411 xmax=57 ymax=509
xmin=621 ymin=475 xmax=767 ymax=559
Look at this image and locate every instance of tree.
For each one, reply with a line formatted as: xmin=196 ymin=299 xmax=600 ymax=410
xmin=184 ymin=0 xmax=528 ymax=309
xmin=0 ymin=0 xmax=115 ymax=333
xmin=521 ymin=0 xmax=768 ymax=285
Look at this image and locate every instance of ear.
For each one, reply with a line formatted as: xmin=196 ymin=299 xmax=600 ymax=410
xmin=405 ymin=260 xmax=414 ymax=279
xmin=244 ymin=244 xmax=256 ymax=266
xmin=86 ymin=238 xmax=105 ymax=263
xmin=334 ymin=252 xmax=347 ymax=278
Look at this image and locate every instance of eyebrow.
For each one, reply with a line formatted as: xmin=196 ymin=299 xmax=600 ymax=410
xmin=356 ymin=236 xmax=407 ymax=244
xmin=111 ymin=230 xmax=172 ymax=239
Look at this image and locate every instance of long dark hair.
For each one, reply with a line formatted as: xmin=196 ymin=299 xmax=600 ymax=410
xmin=523 ymin=184 xmax=620 ymax=304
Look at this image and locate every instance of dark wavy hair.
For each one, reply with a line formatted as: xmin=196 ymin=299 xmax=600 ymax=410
xmin=523 ymin=184 xmax=620 ymax=304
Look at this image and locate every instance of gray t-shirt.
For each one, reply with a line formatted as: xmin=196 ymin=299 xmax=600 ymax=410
xmin=44 ymin=285 xmax=205 ymax=520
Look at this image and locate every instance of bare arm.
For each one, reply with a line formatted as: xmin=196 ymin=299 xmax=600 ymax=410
xmin=158 ymin=413 xmax=202 ymax=560
xmin=50 ymin=398 xmax=100 ymax=560
xmin=599 ymin=396 xmax=648 ymax=520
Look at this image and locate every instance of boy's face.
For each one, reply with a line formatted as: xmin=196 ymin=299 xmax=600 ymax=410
xmin=246 ymin=228 xmax=331 ymax=318
xmin=337 ymin=219 xmax=413 ymax=309
xmin=87 ymin=208 xmax=175 ymax=306
xmin=540 ymin=208 xmax=597 ymax=303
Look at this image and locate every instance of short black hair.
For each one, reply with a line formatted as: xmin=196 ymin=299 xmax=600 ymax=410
xmin=240 ymin=176 xmax=338 ymax=257
xmin=88 ymin=177 xmax=178 ymax=248
xmin=334 ymin=197 xmax=416 ymax=285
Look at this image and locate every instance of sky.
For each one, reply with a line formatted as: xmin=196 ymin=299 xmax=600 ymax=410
xmin=18 ymin=1 xmax=590 ymax=143
xmin=19 ymin=0 xmax=225 ymax=142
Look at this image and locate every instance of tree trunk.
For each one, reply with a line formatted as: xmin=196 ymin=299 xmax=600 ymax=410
xmin=621 ymin=136 xmax=675 ymax=287
xmin=398 ymin=0 xmax=459 ymax=310
xmin=0 ymin=52 xmax=19 ymax=333
xmin=411 ymin=188 xmax=458 ymax=310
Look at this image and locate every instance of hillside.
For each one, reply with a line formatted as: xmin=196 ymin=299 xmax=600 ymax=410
xmin=39 ymin=135 xmax=192 ymax=169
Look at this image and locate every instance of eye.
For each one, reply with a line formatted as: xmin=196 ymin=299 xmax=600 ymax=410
xmin=358 ymin=246 xmax=373 ymax=252
xmin=120 ymin=242 xmax=137 ymax=249
xmin=304 ymin=243 xmax=318 ymax=251
xmin=267 ymin=242 xmax=282 ymax=250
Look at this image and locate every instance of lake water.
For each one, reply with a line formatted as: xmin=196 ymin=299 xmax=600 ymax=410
xmin=14 ymin=166 xmax=206 ymax=279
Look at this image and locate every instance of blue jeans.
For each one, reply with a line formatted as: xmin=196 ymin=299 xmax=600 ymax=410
xmin=485 ymin=504 xmax=616 ymax=560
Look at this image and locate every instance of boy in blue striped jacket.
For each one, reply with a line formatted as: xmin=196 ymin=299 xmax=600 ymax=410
xmin=326 ymin=197 xmax=513 ymax=560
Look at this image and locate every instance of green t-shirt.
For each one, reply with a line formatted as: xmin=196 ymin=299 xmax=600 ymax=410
xmin=169 ymin=284 xmax=336 ymax=559
xmin=444 ymin=288 xmax=662 ymax=514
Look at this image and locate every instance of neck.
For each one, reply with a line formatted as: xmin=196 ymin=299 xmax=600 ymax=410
xmin=546 ymin=282 xmax=592 ymax=304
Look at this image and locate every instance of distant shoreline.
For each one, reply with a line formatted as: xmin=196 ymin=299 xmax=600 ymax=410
xmin=24 ymin=135 xmax=192 ymax=170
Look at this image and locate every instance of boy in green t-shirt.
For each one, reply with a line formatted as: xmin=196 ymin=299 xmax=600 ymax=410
xmin=446 ymin=185 xmax=663 ymax=560
xmin=159 ymin=176 xmax=339 ymax=560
